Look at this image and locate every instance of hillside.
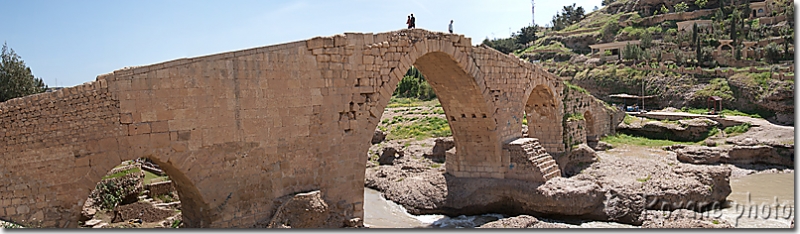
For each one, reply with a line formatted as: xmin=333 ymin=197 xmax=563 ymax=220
xmin=491 ymin=0 xmax=794 ymax=125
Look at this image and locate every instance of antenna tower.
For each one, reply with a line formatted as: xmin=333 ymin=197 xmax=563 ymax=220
xmin=531 ymin=0 xmax=535 ymax=26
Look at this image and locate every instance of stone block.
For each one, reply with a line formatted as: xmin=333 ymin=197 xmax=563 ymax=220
xmin=150 ymin=132 xmax=170 ymax=148
xmin=119 ymin=113 xmax=134 ymax=124
xmin=151 ymin=121 xmax=170 ymax=133
xmin=128 ymin=123 xmax=151 ymax=135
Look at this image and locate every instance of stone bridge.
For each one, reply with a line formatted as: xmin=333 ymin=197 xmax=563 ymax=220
xmin=0 ymin=29 xmax=618 ymax=228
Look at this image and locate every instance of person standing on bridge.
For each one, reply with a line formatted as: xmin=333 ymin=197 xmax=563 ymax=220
xmin=448 ymin=20 xmax=453 ymax=33
xmin=410 ymin=14 xmax=416 ymax=28
xmin=406 ymin=15 xmax=412 ymax=29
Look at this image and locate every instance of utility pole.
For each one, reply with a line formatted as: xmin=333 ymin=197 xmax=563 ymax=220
xmin=531 ymin=0 xmax=535 ymax=26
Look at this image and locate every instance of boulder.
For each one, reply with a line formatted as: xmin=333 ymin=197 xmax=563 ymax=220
xmin=84 ymin=219 xmax=102 ymax=227
xmin=569 ymin=54 xmax=589 ymax=64
xmin=366 ymin=160 xmax=446 ymax=214
xmin=584 ymin=58 xmax=603 ymax=66
xmin=378 ymin=145 xmax=404 ymax=165
xmin=592 ymin=141 xmax=613 ymax=151
xmin=371 ymin=130 xmax=386 ymax=144
xmin=557 ymin=144 xmax=598 ymax=177
xmin=674 ymin=146 xmax=724 ymax=164
xmin=672 ymin=144 xmax=794 ymax=167
xmin=618 ymin=118 xmax=718 ymax=142
xmin=727 ymin=145 xmax=794 ymax=166
xmin=436 ymin=176 xmax=606 ymax=217
xmin=424 ymin=137 xmax=454 ymax=163
xmin=480 ymin=215 xmax=570 ymax=228
xmin=266 ymin=191 xmax=336 ymax=228
xmin=92 ymin=223 xmax=108 ymax=228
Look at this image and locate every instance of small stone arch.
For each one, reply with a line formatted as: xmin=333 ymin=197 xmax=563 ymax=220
xmin=584 ymin=110 xmax=597 ymax=143
xmin=524 ymin=84 xmax=564 ymax=154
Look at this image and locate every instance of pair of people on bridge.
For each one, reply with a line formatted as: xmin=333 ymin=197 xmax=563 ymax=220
xmin=405 ymin=14 xmax=454 ymax=34
xmin=406 ymin=14 xmax=416 ymax=29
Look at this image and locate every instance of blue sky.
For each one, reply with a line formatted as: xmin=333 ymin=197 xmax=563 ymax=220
xmin=4 ymin=0 xmax=601 ymax=87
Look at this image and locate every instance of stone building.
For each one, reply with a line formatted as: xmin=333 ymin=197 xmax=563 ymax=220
xmin=589 ymin=40 xmax=641 ymax=61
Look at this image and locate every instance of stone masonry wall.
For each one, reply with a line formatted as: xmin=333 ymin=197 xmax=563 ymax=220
xmin=147 ymin=181 xmax=175 ymax=197
xmin=564 ymin=120 xmax=588 ymax=147
xmin=561 ymin=87 xmax=624 ymax=150
xmin=0 ymin=80 xmax=125 ymax=228
xmin=1 ymin=29 xmax=565 ymax=228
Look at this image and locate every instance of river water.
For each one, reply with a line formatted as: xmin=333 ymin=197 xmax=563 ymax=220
xmin=363 ymin=172 xmax=794 ymax=228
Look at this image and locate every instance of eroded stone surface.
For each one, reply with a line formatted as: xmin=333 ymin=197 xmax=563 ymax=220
xmin=479 ymin=215 xmax=570 ymax=228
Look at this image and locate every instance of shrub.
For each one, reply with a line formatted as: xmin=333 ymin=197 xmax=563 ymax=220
xmin=764 ymin=42 xmax=782 ymax=63
xmin=623 ymin=114 xmax=638 ymax=124
xmin=695 ymin=78 xmax=734 ymax=101
xmin=674 ymin=2 xmax=689 ymax=12
xmin=565 ymin=81 xmax=590 ymax=94
xmin=601 ymin=21 xmax=620 ymax=42
xmin=394 ymin=75 xmax=436 ymax=101
xmin=666 ymin=28 xmax=678 ymax=35
xmin=695 ymin=0 xmax=708 ymax=8
xmin=566 ymin=112 xmax=585 ymax=121
xmin=96 ymin=180 xmax=127 ymax=210
xmin=724 ymin=123 xmax=751 ymax=135
xmin=708 ymin=127 xmax=720 ymax=137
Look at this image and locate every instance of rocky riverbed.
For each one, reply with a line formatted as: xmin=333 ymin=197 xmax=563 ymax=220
xmin=365 ymin=114 xmax=794 ymax=228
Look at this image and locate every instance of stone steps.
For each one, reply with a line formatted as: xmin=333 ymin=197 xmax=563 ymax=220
xmin=508 ymin=138 xmax=562 ymax=182
xmin=525 ymin=140 xmax=562 ymax=181
xmin=543 ymin=169 xmax=561 ymax=181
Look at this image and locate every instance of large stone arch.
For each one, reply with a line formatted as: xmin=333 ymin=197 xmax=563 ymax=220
xmin=1 ymin=29 xmax=565 ymax=228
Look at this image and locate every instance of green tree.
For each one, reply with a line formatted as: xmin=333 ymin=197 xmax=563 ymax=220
xmin=394 ymin=67 xmax=436 ymax=100
xmin=551 ymin=4 xmax=586 ymax=30
xmin=695 ymin=36 xmax=702 ymax=65
xmin=675 ymin=2 xmax=689 ymax=12
xmin=730 ymin=9 xmax=739 ymax=45
xmin=695 ymin=0 xmax=708 ymax=8
xmin=601 ymin=21 xmax=620 ymax=42
xmin=781 ymin=27 xmax=792 ymax=60
xmin=622 ymin=43 xmax=644 ymax=61
xmin=734 ymin=45 xmax=742 ymax=60
xmin=661 ymin=5 xmax=670 ymax=14
xmin=764 ymin=42 xmax=782 ymax=63
xmin=404 ymin=66 xmax=424 ymax=80
xmin=514 ymin=25 xmax=538 ymax=46
xmin=602 ymin=0 xmax=616 ymax=6
xmin=481 ymin=37 xmax=522 ymax=54
xmin=713 ymin=8 xmax=726 ymax=22
xmin=640 ymin=33 xmax=653 ymax=48
xmin=1 ymin=42 xmax=47 ymax=102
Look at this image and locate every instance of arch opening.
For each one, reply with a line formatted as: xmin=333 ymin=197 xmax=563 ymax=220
xmin=584 ymin=111 xmax=598 ymax=146
xmin=361 ymin=51 xmax=498 ymax=226
xmin=75 ymin=156 xmax=207 ymax=228
xmin=524 ymin=84 xmax=562 ymax=154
